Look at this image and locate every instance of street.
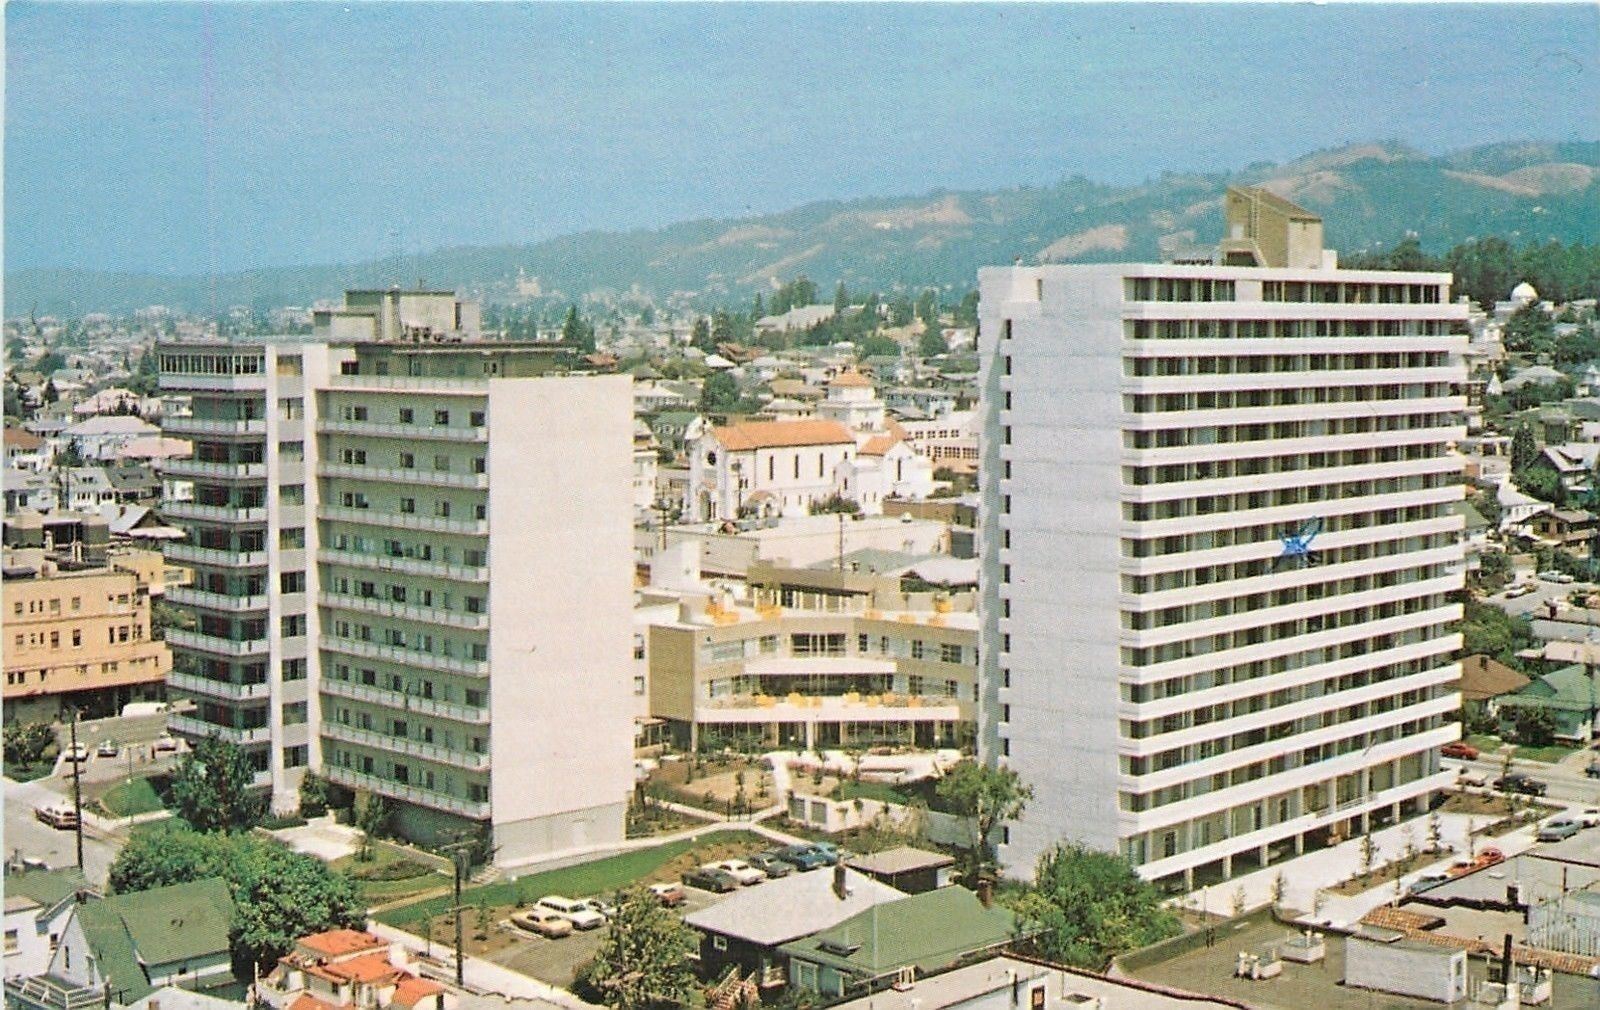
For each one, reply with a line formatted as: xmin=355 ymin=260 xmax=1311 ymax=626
xmin=1495 ymin=577 xmax=1595 ymax=619
xmin=1447 ymin=752 xmax=1600 ymax=807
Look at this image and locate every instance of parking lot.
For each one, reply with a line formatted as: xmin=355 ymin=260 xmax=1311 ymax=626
xmin=481 ymin=886 xmax=725 ymax=986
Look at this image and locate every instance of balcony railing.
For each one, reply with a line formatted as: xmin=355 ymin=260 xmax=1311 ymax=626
xmin=168 ymin=712 xmax=271 ymax=746
xmin=316 ymin=419 xmax=487 ymax=442
xmin=166 ymin=627 xmax=271 ymax=657
xmin=165 ymin=543 xmax=269 ymax=568
xmin=320 ymin=677 xmax=489 ymax=724
xmin=168 ymin=671 xmax=271 ymax=702
xmin=159 ymin=372 xmax=267 ymax=392
xmin=161 ymin=458 xmax=268 ymax=480
xmin=162 ymin=501 xmax=268 ymax=524
xmin=323 ymin=765 xmax=489 ymax=819
xmin=322 ymin=638 xmax=489 ymax=676
xmin=317 ymin=506 xmax=488 ymax=536
xmin=318 ymin=463 xmax=488 ymax=490
xmin=322 ymin=721 xmax=490 ymax=771
xmin=317 ymin=548 xmax=488 ymax=583
xmin=165 ymin=586 xmax=270 ymax=613
xmin=319 ymin=592 xmax=488 ymax=630
xmin=162 ymin=416 xmax=267 ymax=436
xmin=326 ymin=374 xmax=490 ymax=393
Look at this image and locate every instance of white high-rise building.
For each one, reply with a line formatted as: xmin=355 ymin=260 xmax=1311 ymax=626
xmin=158 ymin=304 xmax=635 ymax=867
xmin=978 ymin=189 xmax=1468 ymax=889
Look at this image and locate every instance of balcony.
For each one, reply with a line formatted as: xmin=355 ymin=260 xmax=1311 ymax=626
xmin=321 ymin=677 xmax=490 ymax=724
xmin=161 ymin=458 xmax=268 ymax=481
xmin=699 ymin=693 xmax=963 ymax=725
xmin=320 ymin=592 xmax=489 ymax=630
xmin=159 ymin=372 xmax=267 ymax=392
xmin=322 ymin=721 xmax=490 ymax=771
xmin=166 ymin=627 xmax=271 ymax=657
xmin=162 ymin=416 xmax=267 ymax=437
xmin=327 ymin=374 xmax=489 ymax=393
xmin=168 ymin=712 xmax=272 ymax=746
xmin=316 ymin=419 xmax=487 ymax=442
xmin=323 ymin=765 xmax=490 ymax=819
xmin=322 ymin=638 xmax=489 ymax=676
xmin=318 ymin=463 xmax=488 ymax=490
xmin=168 ymin=671 xmax=271 ymax=702
xmin=165 ymin=586 xmax=270 ymax=613
xmin=162 ymin=501 xmax=268 ymax=524
xmin=165 ymin=543 xmax=269 ymax=568
xmin=317 ymin=548 xmax=488 ymax=583
xmin=318 ymin=506 xmax=487 ymax=536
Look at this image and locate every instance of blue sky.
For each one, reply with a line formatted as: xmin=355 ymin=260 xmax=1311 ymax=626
xmin=6 ymin=2 xmax=1597 ymax=275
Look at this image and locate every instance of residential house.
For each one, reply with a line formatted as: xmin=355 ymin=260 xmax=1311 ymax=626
xmin=1496 ymin=664 xmax=1599 ymax=744
xmin=1531 ymin=508 xmax=1600 ymax=556
xmin=3 ymin=868 xmax=94 ymax=980
xmin=1459 ymin=655 xmax=1532 ymax=706
xmin=4 ymin=879 xmax=235 ymax=1010
xmin=755 ymin=305 xmax=837 ymax=335
xmin=897 ymin=412 xmax=978 ymax=471
xmin=682 ymin=866 xmax=903 ymax=990
xmin=113 ymin=436 xmax=192 ymax=467
xmin=1527 ymin=446 xmax=1595 ymax=498
xmin=1502 ymin=364 xmax=1567 ymax=394
xmin=825 ymin=954 xmax=1243 ymax=1010
xmin=634 ymin=381 xmax=695 ymax=414
xmin=5 ymin=428 xmax=52 ymax=472
xmin=777 ymin=886 xmax=1027 ymax=1000
xmin=1499 ymin=477 xmax=1553 ymax=533
xmin=258 ymin=928 xmax=453 ymax=1010
xmin=61 ymin=416 xmax=160 ymax=463
xmin=646 ymin=411 xmax=706 ymax=460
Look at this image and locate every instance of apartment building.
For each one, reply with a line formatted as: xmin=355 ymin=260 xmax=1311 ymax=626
xmin=3 ymin=539 xmax=171 ymax=724
xmin=647 ymin=552 xmax=976 ymax=751
xmin=157 ymin=308 xmax=635 ymax=865
xmin=978 ymin=189 xmax=1467 ymax=889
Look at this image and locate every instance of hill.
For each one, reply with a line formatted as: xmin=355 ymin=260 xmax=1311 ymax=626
xmin=9 ymin=139 xmax=1599 ymax=315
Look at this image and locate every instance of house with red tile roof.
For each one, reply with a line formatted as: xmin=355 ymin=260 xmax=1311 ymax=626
xmin=258 ymin=930 xmax=452 ymax=1010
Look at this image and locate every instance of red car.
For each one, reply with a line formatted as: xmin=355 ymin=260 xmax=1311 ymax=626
xmin=1442 ymin=741 xmax=1479 ymax=761
xmin=648 ymin=882 xmax=686 ymax=907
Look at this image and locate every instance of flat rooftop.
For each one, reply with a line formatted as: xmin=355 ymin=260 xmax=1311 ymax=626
xmin=1123 ymin=912 xmax=1600 ymax=1010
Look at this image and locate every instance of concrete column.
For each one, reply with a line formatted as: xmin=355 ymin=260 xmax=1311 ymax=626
xmin=805 ymin=719 xmax=816 ymax=752
xmin=1295 ymin=833 xmax=1305 ymax=855
xmin=1184 ymin=866 xmax=1195 ymax=891
xmin=1222 ymin=854 xmax=1233 ymax=880
xmin=1260 ymin=843 xmax=1270 ymax=868
xmin=1391 ymin=801 xmax=1402 ymax=823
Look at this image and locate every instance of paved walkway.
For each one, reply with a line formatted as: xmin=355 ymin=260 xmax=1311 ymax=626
xmin=495 ymin=803 xmax=805 ymax=878
xmin=1177 ymin=804 xmax=1561 ymax=928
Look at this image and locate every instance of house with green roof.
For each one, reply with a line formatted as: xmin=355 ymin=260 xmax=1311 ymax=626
xmin=1496 ymin=663 xmax=1599 ymax=742
xmin=777 ymin=886 xmax=1030 ymax=1001
xmin=4 ymin=867 xmax=95 ymax=979
xmin=5 ymin=878 xmax=236 ymax=1010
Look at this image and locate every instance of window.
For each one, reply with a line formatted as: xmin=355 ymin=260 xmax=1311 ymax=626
xmin=280 ymin=571 xmax=305 ymax=593
xmin=400 ymin=497 xmax=416 ymax=514
xmin=940 ymin=643 xmax=963 ymax=664
xmin=283 ymin=745 xmax=308 ymax=768
xmin=282 ymin=658 xmax=306 ymax=681
xmin=280 ymin=484 xmax=305 ymax=506
xmin=712 ymin=936 xmax=728 ymax=952
xmin=283 ymin=702 xmax=308 ymax=725
xmin=340 ymin=448 xmax=367 ymax=465
xmin=911 ymin=640 xmax=925 ymax=660
xmin=4 ymin=928 xmax=18 ymax=954
xmin=470 ymin=410 xmax=485 ymax=427
xmin=434 ymin=409 xmax=450 ymax=425
xmin=433 ymin=454 xmax=451 ymax=472
xmin=71 ymin=629 xmax=81 ymax=647
xmin=634 ymin=675 xmax=646 ymax=696
xmin=399 ymin=408 xmax=415 ymax=424
xmin=281 ymin=614 xmax=307 ymax=637
xmin=399 ymin=452 xmax=415 ymax=469
xmin=435 ymin=500 xmax=451 ymax=518
xmin=278 ymin=527 xmax=305 ymax=549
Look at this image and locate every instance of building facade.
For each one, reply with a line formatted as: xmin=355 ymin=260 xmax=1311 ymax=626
xmin=157 ymin=320 xmax=635 ymax=865
xmin=978 ymin=192 xmax=1468 ymax=888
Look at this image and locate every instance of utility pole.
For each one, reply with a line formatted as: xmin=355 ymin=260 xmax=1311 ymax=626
xmin=69 ymin=708 xmax=84 ymax=870
xmin=438 ymin=830 xmax=491 ymax=989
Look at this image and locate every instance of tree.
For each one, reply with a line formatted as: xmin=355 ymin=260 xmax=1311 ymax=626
xmin=41 ymin=379 xmax=59 ymax=404
xmin=574 ymin=887 xmax=700 ymax=1010
xmin=1008 ymin=843 xmax=1180 ymax=970
xmin=1507 ymin=706 xmax=1558 ymax=747
xmin=353 ymin=789 xmax=393 ymax=861
xmin=109 ymin=827 xmax=362 ymax=971
xmin=700 ymin=371 xmax=739 ymax=413
xmin=562 ymin=305 xmax=596 ymax=354
xmin=833 ymin=281 xmax=849 ymax=313
xmin=919 ymin=324 xmax=947 ymax=357
xmin=935 ymin=760 xmax=1034 ymax=877
xmin=690 ymin=317 xmax=715 ymax=353
xmin=955 ymin=289 xmax=980 ymax=327
xmin=1511 ymin=424 xmax=1539 ymax=473
xmin=3 ymin=721 xmax=57 ymax=766
xmin=170 ymin=735 xmax=265 ymax=833
xmin=1504 ymin=302 xmax=1556 ymax=356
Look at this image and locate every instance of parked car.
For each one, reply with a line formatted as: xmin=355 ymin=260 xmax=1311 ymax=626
xmin=1493 ymin=773 xmax=1547 ymax=796
xmin=1505 ymin=583 xmax=1536 ymax=598
xmin=152 ymin=734 xmax=179 ymax=753
xmin=1538 ymin=570 xmax=1565 ymax=583
xmin=1456 ymin=766 xmax=1488 ymax=788
xmin=34 ymin=803 xmax=78 ymax=830
xmin=96 ymin=739 xmax=118 ymax=758
xmin=1407 ymin=870 xmax=1452 ymax=894
xmin=809 ymin=841 xmax=842 ymax=864
xmin=748 ymin=852 xmax=794 ymax=879
xmin=648 ymin=882 xmax=687 ymax=907
xmin=1441 ymin=741 xmax=1479 ymax=760
xmin=1585 ymin=761 xmax=1600 ymax=780
xmin=62 ymin=744 xmax=88 ymax=764
xmin=1539 ymin=818 xmax=1582 ymax=842
xmin=682 ymin=866 xmax=739 ymax=893
xmin=1446 ymin=847 xmax=1505 ymax=878
xmin=773 ymin=844 xmax=833 ymax=871
xmin=511 ymin=909 xmax=573 ymax=939
xmin=534 ymin=896 xmax=606 ymax=930
xmin=1577 ymin=808 xmax=1600 ymax=828
xmin=704 ymin=859 xmax=765 ymax=886
xmin=578 ymin=896 xmax=618 ymax=920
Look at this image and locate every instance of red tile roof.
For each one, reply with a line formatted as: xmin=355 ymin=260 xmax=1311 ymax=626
xmin=713 ymin=419 xmax=854 ymax=451
xmin=391 ymin=977 xmax=445 ymax=1008
xmin=297 ymin=929 xmax=387 ymax=958
xmin=288 ymin=994 xmax=340 ymax=1010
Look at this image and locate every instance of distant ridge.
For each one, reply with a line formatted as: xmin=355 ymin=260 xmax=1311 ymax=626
xmin=9 ymin=139 xmax=1598 ymax=315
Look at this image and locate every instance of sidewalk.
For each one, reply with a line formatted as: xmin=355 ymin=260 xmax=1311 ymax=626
xmin=1177 ymin=803 xmax=1566 ymax=928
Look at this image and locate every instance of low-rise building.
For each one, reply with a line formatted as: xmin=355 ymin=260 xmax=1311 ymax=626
xmin=259 ymin=928 xmax=453 ymax=1010
xmin=2 ymin=868 xmax=94 ymax=981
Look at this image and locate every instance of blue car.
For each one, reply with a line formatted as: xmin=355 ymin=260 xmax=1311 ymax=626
xmin=775 ymin=844 xmax=833 ymax=871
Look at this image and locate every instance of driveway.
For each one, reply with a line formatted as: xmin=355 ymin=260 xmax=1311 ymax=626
xmin=3 ymin=775 xmax=120 ymax=885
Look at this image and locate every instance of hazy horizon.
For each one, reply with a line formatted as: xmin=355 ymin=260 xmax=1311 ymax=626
xmin=6 ymin=2 xmax=1598 ymax=276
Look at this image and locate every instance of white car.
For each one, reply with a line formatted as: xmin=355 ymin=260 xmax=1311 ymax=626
xmin=535 ymin=896 xmax=606 ymax=931
xmin=1577 ymin=808 xmax=1600 ymax=828
xmin=1456 ymin=766 xmax=1488 ymax=788
xmin=705 ymin=859 xmax=766 ymax=886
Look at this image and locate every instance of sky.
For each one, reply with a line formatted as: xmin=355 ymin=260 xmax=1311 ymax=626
xmin=5 ymin=2 xmax=1598 ymax=276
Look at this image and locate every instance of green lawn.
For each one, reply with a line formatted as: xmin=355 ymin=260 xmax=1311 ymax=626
xmin=1464 ymin=734 xmax=1505 ymax=754
xmin=100 ymin=778 xmax=168 ymax=817
xmin=375 ymin=828 xmax=762 ymax=928
xmin=3 ymin=760 xmax=56 ymax=783
xmin=335 ymin=844 xmax=449 ymax=906
xmin=833 ymin=779 xmax=914 ymax=805
xmin=1512 ymin=744 xmax=1579 ymax=765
